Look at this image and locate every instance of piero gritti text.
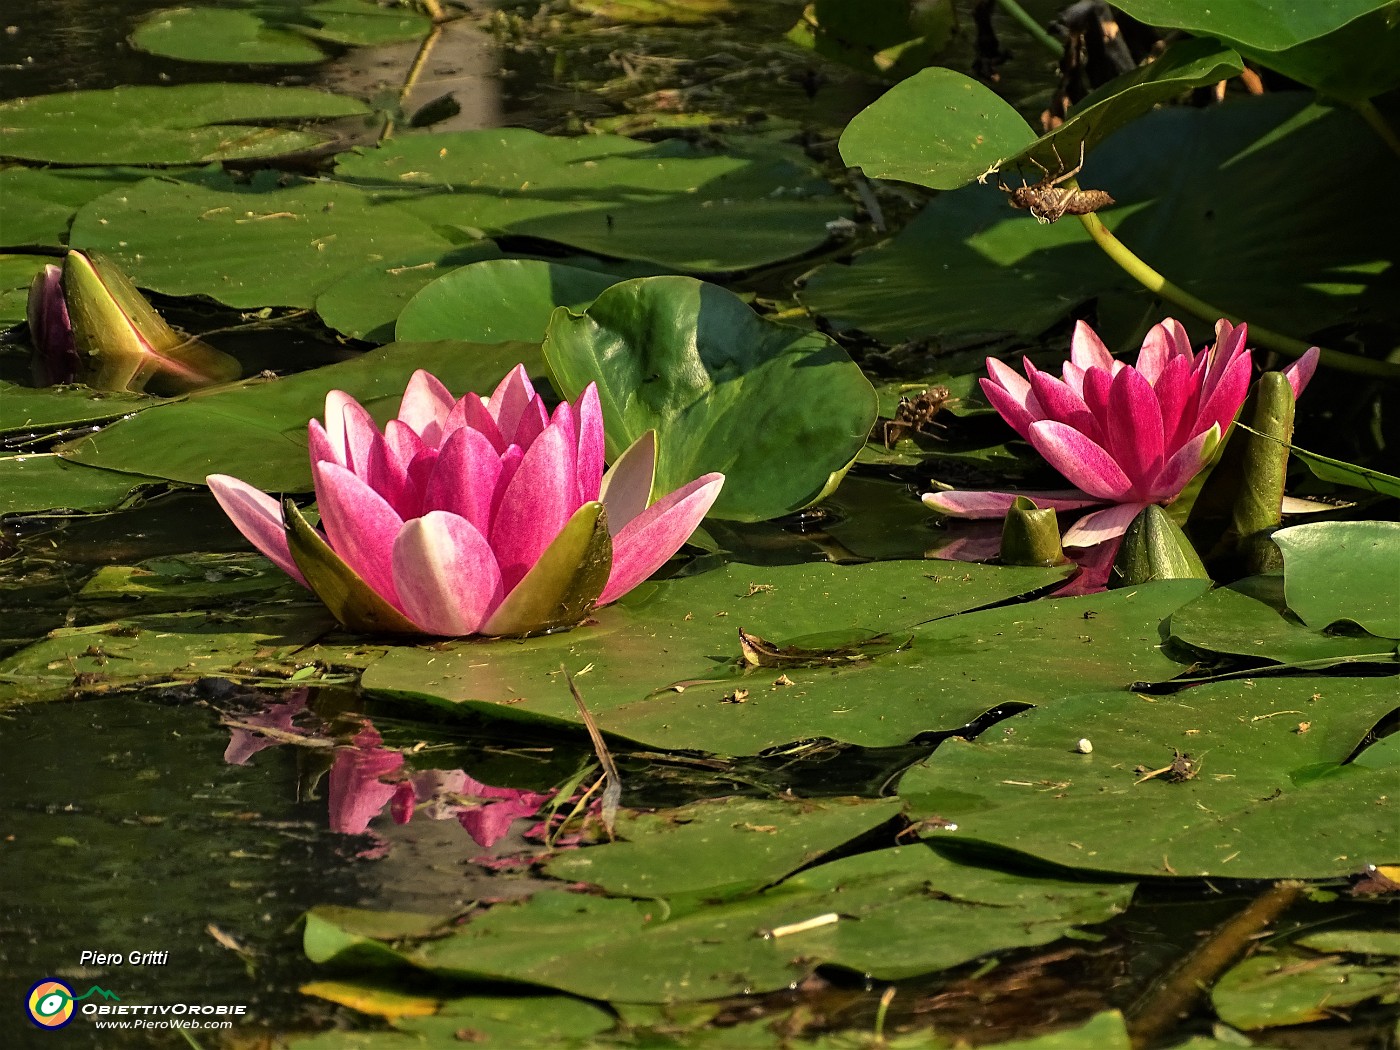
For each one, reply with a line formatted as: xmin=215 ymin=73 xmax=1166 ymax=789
xmin=79 ymin=950 xmax=170 ymax=966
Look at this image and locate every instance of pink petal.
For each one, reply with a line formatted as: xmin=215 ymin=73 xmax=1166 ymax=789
xmin=1069 ymin=319 xmax=1115 ymax=373
xmin=980 ymin=373 xmax=1038 ymax=441
xmin=422 ymin=425 xmax=503 ymax=536
xmin=1080 ymin=365 xmax=1112 ymax=423
xmin=1282 ymin=346 xmax=1320 ymax=399
xmin=1104 ymin=366 xmax=1165 ymax=493
xmin=392 ymin=511 xmax=503 ymax=636
xmin=390 ymin=781 xmax=417 ymax=824
xmin=508 ymin=395 xmax=549 ymax=450
xmin=922 ymin=488 xmax=1100 ymax=518
xmin=1053 ymin=534 xmax=1123 ymax=594
xmin=1134 ymin=320 xmax=1178 ymax=383
xmin=1025 ymin=364 xmax=1101 ymax=443
xmin=323 ymin=390 xmax=380 ymax=473
xmin=1194 ymin=346 xmax=1253 ymax=439
xmin=1201 ymin=319 xmax=1248 ymax=395
xmin=206 ymin=474 xmax=307 ymax=585
xmin=397 ymin=370 xmax=455 ymax=446
xmin=598 ymin=430 xmax=656 ymax=533
xmin=445 ymin=392 xmax=506 ymax=453
xmin=489 ymin=421 xmax=580 ymax=591
xmin=576 ymin=384 xmax=606 ymax=505
xmin=328 ymin=726 xmax=403 ymax=835
xmin=307 ymin=419 xmax=338 ymax=469
xmin=1150 ymin=424 xmax=1219 ymax=502
xmin=486 ymin=364 xmax=536 ymax=441
xmin=1152 ymin=354 xmax=1196 ymax=455
xmin=1061 ymin=502 xmax=1147 ymax=547
xmin=1028 ymin=420 xmax=1134 ymax=501
xmin=314 ymin=461 xmax=406 ymax=608
xmin=366 ymin=427 xmax=416 ymax=518
xmin=224 ymin=692 xmax=307 ymax=765
xmin=458 ymin=796 xmax=547 ymax=849
xmin=597 ymin=473 xmax=724 ymax=605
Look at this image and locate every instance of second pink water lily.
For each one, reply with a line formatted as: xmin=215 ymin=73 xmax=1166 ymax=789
xmin=208 ymin=366 xmax=723 ymax=637
xmin=924 ymin=319 xmax=1318 ymax=546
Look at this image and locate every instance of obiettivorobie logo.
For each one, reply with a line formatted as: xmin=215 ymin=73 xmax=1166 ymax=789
xmin=26 ymin=979 xmax=120 ymax=1029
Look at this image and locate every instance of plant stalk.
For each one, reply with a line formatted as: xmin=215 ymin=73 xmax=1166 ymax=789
xmin=1351 ymin=97 xmax=1400 ymax=163
xmin=1075 ymin=211 xmax=1400 ymax=380
xmin=994 ymin=0 xmax=1064 ymax=57
xmin=1126 ymin=880 xmax=1303 ymax=1048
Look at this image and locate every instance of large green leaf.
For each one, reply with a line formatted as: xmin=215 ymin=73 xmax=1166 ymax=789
xmin=396 ymin=259 xmax=625 ymax=345
xmin=0 ymin=84 xmax=370 ymax=165
xmin=0 ymin=382 xmax=155 ymax=437
xmin=0 ymin=607 xmax=336 ymax=705
xmin=1109 ymin=0 xmax=1392 ymax=51
xmin=0 ymin=455 xmax=159 ymax=517
xmin=313 ymin=243 xmax=504 ymax=343
xmin=806 ymin=94 xmax=1400 ymax=347
xmin=131 ymin=1 xmax=430 ymax=65
xmin=334 ymin=130 xmax=849 ymax=272
xmin=361 ymin=567 xmax=1202 ymax=757
xmin=69 ymin=174 xmax=454 ymax=309
xmin=543 ymin=796 xmax=903 ymax=900
xmin=1168 ymin=583 xmax=1398 ymax=668
xmin=900 ymin=677 xmax=1400 ymax=879
xmin=1273 ymin=521 xmax=1400 ymax=639
xmin=543 ymin=276 xmax=878 ymax=522
xmin=1 ymin=167 xmax=192 ymax=248
xmin=304 ymin=842 xmax=1134 ymax=1002
xmin=131 ymin=8 xmax=326 ymax=64
xmin=1107 ymin=0 xmax=1400 ymax=101
xmin=838 ymin=67 xmax=1036 ymax=190
xmin=57 ymin=341 xmax=545 ymax=491
xmin=1213 ymin=937 xmax=1400 ymax=1029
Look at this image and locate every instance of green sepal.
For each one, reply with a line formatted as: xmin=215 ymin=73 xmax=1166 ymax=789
xmin=1111 ymin=505 xmax=1210 ymax=588
xmin=62 ymin=249 xmax=241 ymax=395
xmin=1000 ymin=495 xmax=1065 ymax=567
xmin=282 ymin=499 xmax=421 ymax=635
xmin=1230 ymin=371 xmax=1295 ymax=574
xmin=481 ymin=501 xmax=613 ymax=637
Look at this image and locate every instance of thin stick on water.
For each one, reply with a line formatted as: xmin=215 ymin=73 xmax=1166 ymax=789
xmin=563 ymin=664 xmax=622 ymax=838
xmin=1127 ymin=880 xmax=1303 ymax=1047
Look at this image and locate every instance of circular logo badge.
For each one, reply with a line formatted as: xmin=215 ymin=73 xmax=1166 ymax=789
xmin=27 ymin=979 xmax=76 ymax=1029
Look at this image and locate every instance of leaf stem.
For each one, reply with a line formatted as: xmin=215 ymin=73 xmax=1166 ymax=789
xmin=1350 ymin=97 xmax=1400 ymax=162
xmin=1127 ymin=880 xmax=1303 ymax=1048
xmin=994 ymin=0 xmax=1064 ymax=57
xmin=1075 ymin=211 xmax=1400 ymax=380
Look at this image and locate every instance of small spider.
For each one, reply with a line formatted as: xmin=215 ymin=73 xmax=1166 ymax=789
xmin=999 ymin=141 xmax=1114 ymax=224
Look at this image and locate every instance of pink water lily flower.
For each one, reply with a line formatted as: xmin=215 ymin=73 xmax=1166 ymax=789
xmin=924 ymin=319 xmax=1319 ymax=547
xmin=208 ymin=366 xmax=723 ymax=637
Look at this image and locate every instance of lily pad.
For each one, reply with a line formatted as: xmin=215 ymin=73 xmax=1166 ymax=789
xmin=289 ymin=993 xmax=616 ymax=1048
xmin=1289 ymin=443 xmax=1400 ymax=499
xmin=0 ymin=84 xmax=370 ymax=165
xmin=0 ymin=607 xmax=336 ymax=706
xmin=0 ymin=254 xmax=53 ymax=328
xmin=69 ymin=174 xmax=454 ymax=309
xmin=57 ymin=340 xmax=545 ymax=491
xmin=0 ymin=455 xmax=159 ymax=517
xmin=1168 ymin=585 xmax=1398 ymax=668
xmin=1108 ymin=0 xmax=1390 ymax=51
xmin=131 ymin=2 xmax=430 ymax=65
xmin=807 ymin=94 xmax=1400 ymax=348
xmin=1212 ymin=941 xmax=1400 ymax=1029
xmin=838 ymin=66 xmax=1036 ymax=191
xmin=334 ymin=130 xmax=848 ymax=272
xmin=313 ymin=243 xmax=504 ymax=343
xmin=543 ymin=795 xmax=904 ymax=900
xmin=79 ymin=552 xmax=302 ymax=605
xmin=304 ymin=841 xmax=1134 ymax=1003
xmin=0 ymin=382 xmax=154 ymax=437
xmin=131 ymin=8 xmax=327 ymax=64
xmin=899 ymin=677 xmax=1400 ymax=879
xmin=360 ymin=567 xmax=1203 ymax=757
xmin=397 ymin=259 xmax=624 ymax=345
xmin=544 ymin=276 xmax=879 ymax=522
xmin=1273 ymin=521 xmax=1400 ymax=639
xmin=1 ymin=167 xmax=192 ymax=248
